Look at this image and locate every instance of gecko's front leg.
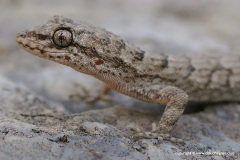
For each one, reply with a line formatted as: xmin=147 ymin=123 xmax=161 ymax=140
xmin=132 ymin=86 xmax=188 ymax=145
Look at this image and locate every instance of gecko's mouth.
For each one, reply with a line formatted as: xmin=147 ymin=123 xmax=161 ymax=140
xmin=16 ymin=32 xmax=72 ymax=62
xmin=16 ymin=33 xmax=46 ymax=55
xmin=16 ymin=33 xmax=66 ymax=59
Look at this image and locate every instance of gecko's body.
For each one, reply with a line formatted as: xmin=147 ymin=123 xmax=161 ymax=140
xmin=16 ymin=16 xmax=240 ymax=143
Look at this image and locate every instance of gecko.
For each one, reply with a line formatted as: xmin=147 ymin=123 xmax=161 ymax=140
xmin=16 ymin=16 xmax=240 ymax=144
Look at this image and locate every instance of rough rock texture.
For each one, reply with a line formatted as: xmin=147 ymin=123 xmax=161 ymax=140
xmin=0 ymin=77 xmax=239 ymax=160
xmin=0 ymin=0 xmax=240 ymax=159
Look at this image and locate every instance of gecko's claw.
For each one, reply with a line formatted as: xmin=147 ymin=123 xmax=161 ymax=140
xmin=132 ymin=132 xmax=185 ymax=145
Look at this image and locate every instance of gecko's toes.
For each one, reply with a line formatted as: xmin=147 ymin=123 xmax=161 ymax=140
xmin=85 ymin=95 xmax=112 ymax=104
xmin=132 ymin=132 xmax=185 ymax=145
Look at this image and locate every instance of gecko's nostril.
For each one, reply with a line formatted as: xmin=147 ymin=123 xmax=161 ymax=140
xmin=16 ymin=33 xmax=26 ymax=39
xmin=16 ymin=33 xmax=27 ymax=45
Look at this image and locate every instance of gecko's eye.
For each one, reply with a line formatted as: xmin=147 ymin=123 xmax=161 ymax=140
xmin=53 ymin=29 xmax=73 ymax=48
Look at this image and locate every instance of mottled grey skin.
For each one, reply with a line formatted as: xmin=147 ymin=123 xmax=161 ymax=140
xmin=16 ymin=16 xmax=240 ymax=143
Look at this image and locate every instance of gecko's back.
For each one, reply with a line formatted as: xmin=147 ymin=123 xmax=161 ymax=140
xmin=123 ymin=50 xmax=240 ymax=103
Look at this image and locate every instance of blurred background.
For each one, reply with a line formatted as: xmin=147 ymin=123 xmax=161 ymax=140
xmin=0 ymin=0 xmax=240 ymax=113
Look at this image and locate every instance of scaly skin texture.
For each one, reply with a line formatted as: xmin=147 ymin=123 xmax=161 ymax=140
xmin=16 ymin=16 xmax=240 ymax=143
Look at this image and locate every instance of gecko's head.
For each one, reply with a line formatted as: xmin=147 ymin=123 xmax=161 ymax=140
xmin=16 ymin=16 xmax=78 ymax=64
xmin=16 ymin=16 xmax=142 ymax=81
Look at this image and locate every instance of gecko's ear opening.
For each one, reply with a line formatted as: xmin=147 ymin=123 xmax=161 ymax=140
xmin=53 ymin=28 xmax=73 ymax=48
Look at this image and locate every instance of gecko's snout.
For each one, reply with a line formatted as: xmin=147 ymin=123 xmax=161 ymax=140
xmin=16 ymin=33 xmax=24 ymax=42
xmin=15 ymin=31 xmax=33 ymax=53
xmin=16 ymin=32 xmax=28 ymax=47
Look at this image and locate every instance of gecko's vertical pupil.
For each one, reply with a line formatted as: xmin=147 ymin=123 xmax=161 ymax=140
xmin=59 ymin=33 xmax=63 ymax=44
xmin=53 ymin=29 xmax=73 ymax=48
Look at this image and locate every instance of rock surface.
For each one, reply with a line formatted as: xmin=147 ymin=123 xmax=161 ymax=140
xmin=0 ymin=0 xmax=240 ymax=159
